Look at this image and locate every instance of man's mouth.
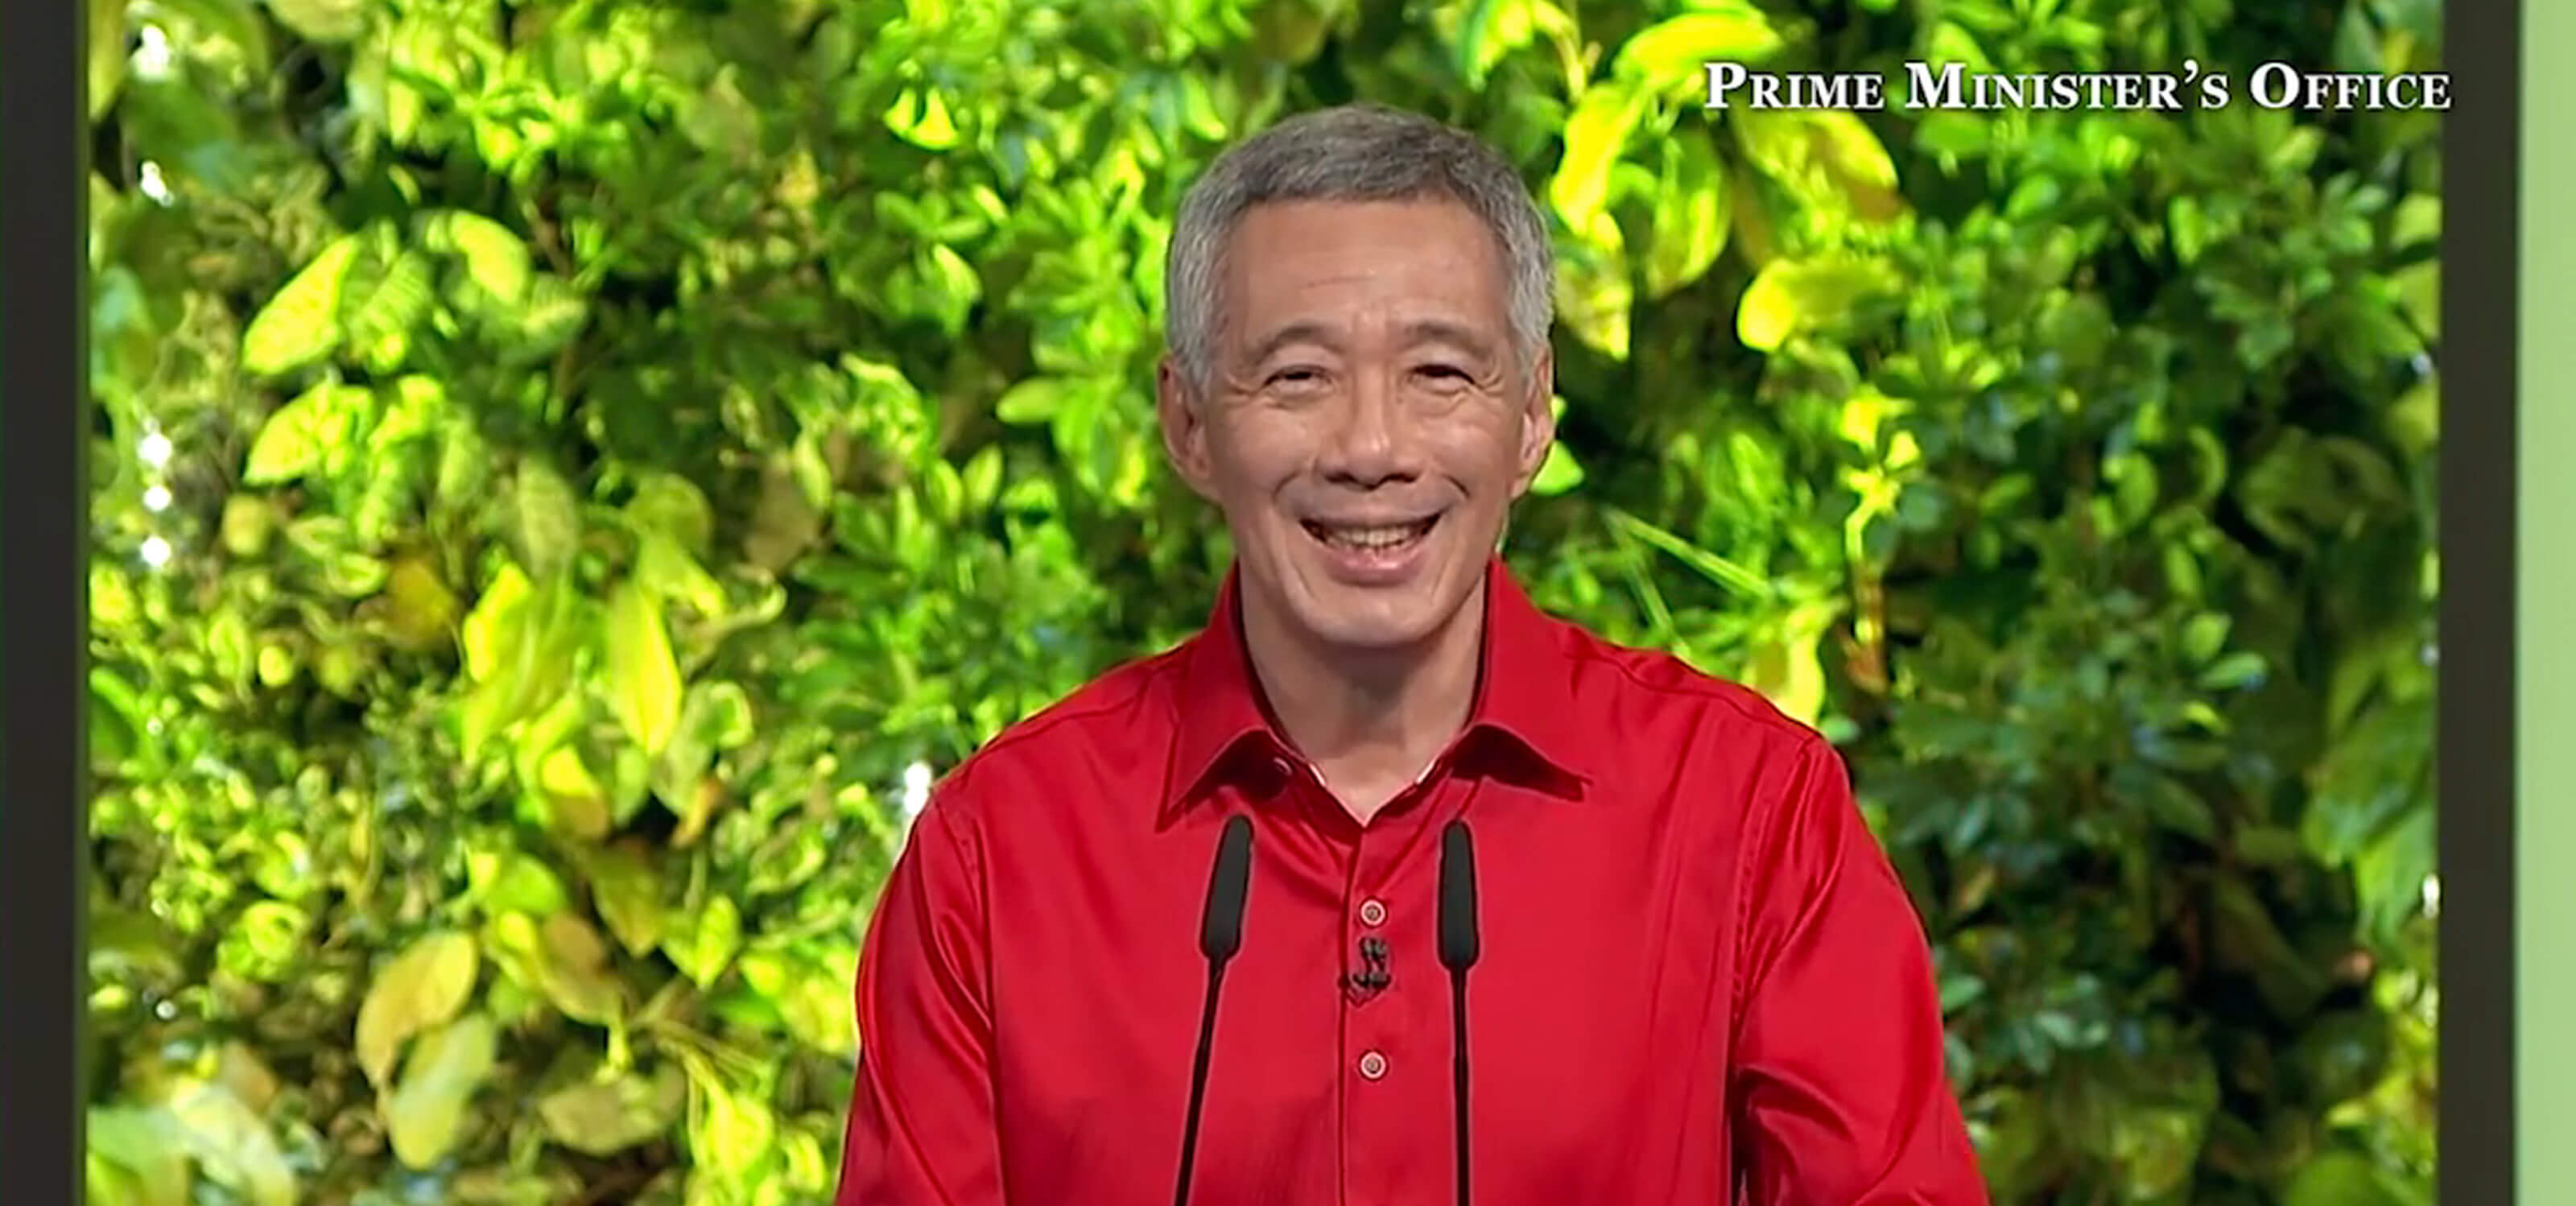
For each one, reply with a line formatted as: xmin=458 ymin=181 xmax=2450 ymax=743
xmin=1301 ymin=515 xmax=1440 ymax=552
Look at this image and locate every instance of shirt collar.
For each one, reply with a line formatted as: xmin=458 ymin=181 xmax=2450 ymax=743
xmin=1159 ymin=556 xmax=1591 ymax=815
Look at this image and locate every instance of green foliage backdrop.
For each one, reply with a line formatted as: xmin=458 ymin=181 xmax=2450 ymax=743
xmin=83 ymin=0 xmax=2442 ymax=1201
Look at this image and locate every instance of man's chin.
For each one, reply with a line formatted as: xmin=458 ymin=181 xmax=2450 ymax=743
xmin=1285 ymin=583 xmax=1469 ymax=655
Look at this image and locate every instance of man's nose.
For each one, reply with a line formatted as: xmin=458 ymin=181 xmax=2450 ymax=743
xmin=1317 ymin=373 xmax=1419 ymax=485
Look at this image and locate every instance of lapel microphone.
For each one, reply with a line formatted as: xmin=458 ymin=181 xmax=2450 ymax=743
xmin=1437 ymin=819 xmax=1483 ymax=1206
xmin=1172 ymin=815 xmax=1254 ymax=1206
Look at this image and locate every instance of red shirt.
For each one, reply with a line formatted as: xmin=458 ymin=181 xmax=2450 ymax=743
xmin=833 ymin=559 xmax=1987 ymax=1206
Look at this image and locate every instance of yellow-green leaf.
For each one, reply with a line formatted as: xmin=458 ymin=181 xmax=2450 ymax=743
xmin=167 ymin=1080 xmax=296 ymax=1206
xmin=1549 ymin=82 xmax=1645 ymax=243
xmin=667 ymin=894 xmax=742 ymax=986
xmin=777 ymin=964 xmax=857 ymax=1056
xmin=427 ymin=210 xmax=532 ymax=304
xmin=1736 ymin=257 xmax=1898 ymax=352
xmin=538 ymin=1064 xmax=688 ymax=1156
xmin=381 ymin=1013 xmax=500 ymax=1169
xmin=1729 ymin=163 xmax=1778 ymax=266
xmin=242 ymin=381 xmax=366 ymax=485
xmin=994 ymin=377 xmax=1070 ymax=425
xmin=239 ymin=233 xmax=360 ymax=378
xmin=1742 ymin=600 xmax=1840 ymax=727
xmin=605 ymin=578 xmax=683 ymax=758
xmin=89 ymin=0 xmax=127 ymax=119
xmin=265 ymin=0 xmax=363 ymax=42
xmin=538 ymin=745 xmax=612 ymax=840
xmin=1737 ymin=110 xmax=1903 ymax=225
xmin=627 ymin=473 xmax=716 ymax=557
xmin=150 ymin=0 xmax=274 ymax=75
xmin=690 ymin=1075 xmax=777 ymax=1179
xmin=1613 ymin=6 xmax=1785 ymax=92
xmin=1645 ymin=135 xmax=1732 ymax=299
xmin=380 ymin=554 xmax=461 ymax=653
xmin=460 ymin=563 xmax=533 ymax=683
xmin=883 ymin=87 xmax=960 ymax=150
xmin=1553 ymin=226 xmax=1634 ymax=360
xmin=584 ymin=841 xmax=667 ymax=956
xmin=86 ymin=1106 xmax=189 ymax=1206
xmin=353 ymin=930 xmax=481 ymax=1088
xmin=533 ymin=913 xmax=627 ymax=1024
xmin=511 ymin=461 xmax=582 ymax=578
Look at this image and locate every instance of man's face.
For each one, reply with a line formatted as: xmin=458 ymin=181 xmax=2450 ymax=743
xmin=1157 ymin=198 xmax=1556 ymax=654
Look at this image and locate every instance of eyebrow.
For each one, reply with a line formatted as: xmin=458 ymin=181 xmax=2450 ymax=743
xmin=1236 ymin=319 xmax=1501 ymax=368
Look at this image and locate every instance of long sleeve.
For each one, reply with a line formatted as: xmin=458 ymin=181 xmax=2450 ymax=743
xmin=1728 ymin=737 xmax=1988 ymax=1206
xmin=833 ymin=795 xmax=1006 ymax=1206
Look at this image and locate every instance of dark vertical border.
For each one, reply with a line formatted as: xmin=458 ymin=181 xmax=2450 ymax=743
xmin=2439 ymin=0 xmax=2519 ymax=1199
xmin=1 ymin=0 xmax=89 ymax=1197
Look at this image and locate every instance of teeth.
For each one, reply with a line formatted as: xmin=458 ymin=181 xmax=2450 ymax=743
xmin=1313 ymin=521 xmax=1430 ymax=550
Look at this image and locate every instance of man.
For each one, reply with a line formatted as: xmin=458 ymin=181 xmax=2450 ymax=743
xmin=832 ymin=104 xmax=1987 ymax=1205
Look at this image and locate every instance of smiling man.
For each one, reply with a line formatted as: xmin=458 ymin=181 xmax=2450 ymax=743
xmin=831 ymin=104 xmax=1989 ymax=1206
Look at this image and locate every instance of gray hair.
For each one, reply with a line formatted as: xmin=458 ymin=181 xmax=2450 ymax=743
xmin=1162 ymin=103 xmax=1556 ymax=389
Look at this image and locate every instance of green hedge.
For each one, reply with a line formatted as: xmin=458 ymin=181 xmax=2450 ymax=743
xmin=85 ymin=0 xmax=2439 ymax=1202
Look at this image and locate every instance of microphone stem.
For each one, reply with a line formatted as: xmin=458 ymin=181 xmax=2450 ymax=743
xmin=1174 ymin=962 xmax=1227 ymax=1206
xmin=1450 ymin=969 xmax=1472 ymax=1206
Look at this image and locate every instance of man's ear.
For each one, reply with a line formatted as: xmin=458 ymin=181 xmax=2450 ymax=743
xmin=1508 ymin=343 xmax=1558 ymax=498
xmin=1156 ymin=357 xmax=1220 ymax=502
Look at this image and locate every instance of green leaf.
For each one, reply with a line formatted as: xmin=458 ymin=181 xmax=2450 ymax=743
xmin=1549 ymin=82 xmax=1645 ymax=242
xmin=1735 ymin=258 xmax=1897 ymax=351
xmin=531 ymin=912 xmax=627 ymax=1024
xmin=584 ymin=843 xmax=667 ymax=956
xmin=1613 ymin=6 xmax=1785 ymax=90
xmin=381 ymin=1013 xmax=500 ymax=1169
xmin=2182 ymin=613 xmax=2232 ymax=665
xmin=353 ymin=930 xmax=481 ymax=1088
xmin=242 ymin=381 xmax=368 ymax=485
xmin=1530 ymin=443 xmax=1585 ymax=496
xmin=86 ymin=1106 xmax=190 ymax=1206
xmin=263 ymin=0 xmax=361 ymax=39
xmin=512 ymin=461 xmax=582 ymax=578
xmin=1736 ymin=110 xmax=1903 ymax=225
xmin=238 ymin=233 xmax=361 ymax=378
xmin=426 ymin=210 xmax=533 ymax=305
xmin=166 ymin=1081 xmax=296 ymax=1206
xmin=1645 ymin=135 xmax=1732 ymax=299
xmin=149 ymin=0 xmax=273 ymax=75
xmin=627 ymin=473 xmax=716 ymax=557
xmin=995 ymin=377 xmax=1071 ymax=425
xmin=538 ymin=1064 xmax=688 ymax=1156
xmin=469 ymin=849 xmax=571 ymax=915
xmin=2199 ymin=650 xmax=2268 ymax=692
xmin=666 ymin=894 xmax=742 ymax=986
xmin=605 ymin=578 xmax=684 ymax=758
xmin=89 ymin=0 xmax=127 ymax=120
xmin=884 ymin=87 xmax=960 ymax=150
xmin=460 ymin=564 xmax=533 ymax=684
xmin=1553 ymin=227 xmax=1634 ymax=359
xmin=2283 ymin=1149 xmax=2416 ymax=1206
xmin=689 ymin=1073 xmax=777 ymax=1179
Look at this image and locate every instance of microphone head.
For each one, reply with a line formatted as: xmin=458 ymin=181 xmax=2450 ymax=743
xmin=1438 ymin=819 xmax=1480 ymax=971
xmin=1199 ymin=815 xmax=1255 ymax=964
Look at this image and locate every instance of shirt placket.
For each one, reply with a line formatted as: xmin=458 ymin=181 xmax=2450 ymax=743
xmin=1332 ymin=769 xmax=1458 ymax=1206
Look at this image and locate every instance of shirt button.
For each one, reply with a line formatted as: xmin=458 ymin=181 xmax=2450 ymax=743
xmin=1358 ymin=898 xmax=1387 ymax=927
xmin=1357 ymin=1051 xmax=1389 ymax=1080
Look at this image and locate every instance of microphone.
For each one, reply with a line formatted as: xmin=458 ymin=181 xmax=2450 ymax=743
xmin=1438 ymin=820 xmax=1481 ymax=1206
xmin=1173 ymin=814 xmax=1254 ymax=1206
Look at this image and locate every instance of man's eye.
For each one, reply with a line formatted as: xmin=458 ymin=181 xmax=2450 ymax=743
xmin=1416 ymin=365 xmax=1472 ymax=382
xmin=1269 ymin=368 xmax=1326 ymax=386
